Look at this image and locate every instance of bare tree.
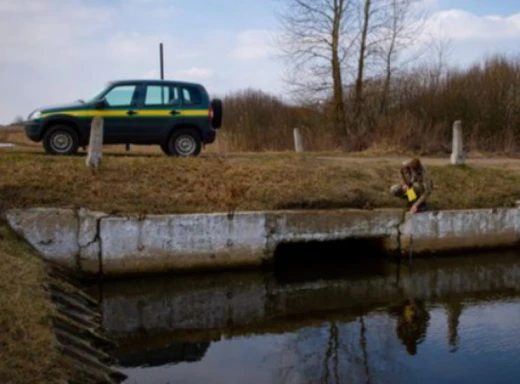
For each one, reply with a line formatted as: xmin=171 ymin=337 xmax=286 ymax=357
xmin=11 ymin=115 xmax=24 ymax=125
xmin=276 ymin=0 xmax=357 ymax=135
xmin=353 ymin=0 xmax=372 ymax=120
xmin=428 ymin=32 xmax=454 ymax=93
xmin=276 ymin=0 xmax=428 ymax=138
xmin=377 ymin=0 xmax=425 ymax=114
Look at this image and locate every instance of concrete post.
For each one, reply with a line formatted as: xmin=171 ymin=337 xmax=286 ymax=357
xmin=450 ymin=120 xmax=464 ymax=165
xmin=293 ymin=127 xmax=303 ymax=153
xmin=85 ymin=116 xmax=103 ymax=171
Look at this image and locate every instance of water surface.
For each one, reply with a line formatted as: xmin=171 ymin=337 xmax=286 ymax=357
xmin=85 ymin=251 xmax=520 ymax=384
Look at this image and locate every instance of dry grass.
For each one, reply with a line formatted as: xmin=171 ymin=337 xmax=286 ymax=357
xmin=0 ymin=220 xmax=69 ymax=384
xmin=2 ymin=149 xmax=520 ymax=215
xmin=0 ymin=126 xmax=39 ymax=148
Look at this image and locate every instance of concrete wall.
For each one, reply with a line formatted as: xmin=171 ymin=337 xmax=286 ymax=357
xmin=5 ymin=208 xmax=80 ymax=270
xmin=400 ymin=208 xmax=520 ymax=253
xmin=4 ymin=207 xmax=520 ymax=277
xmin=99 ymin=212 xmax=269 ymax=275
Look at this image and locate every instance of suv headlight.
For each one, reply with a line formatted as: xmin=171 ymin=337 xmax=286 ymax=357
xmin=28 ymin=110 xmax=41 ymax=120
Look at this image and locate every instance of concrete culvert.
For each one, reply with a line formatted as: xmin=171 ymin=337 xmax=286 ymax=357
xmin=271 ymin=238 xmax=393 ymax=283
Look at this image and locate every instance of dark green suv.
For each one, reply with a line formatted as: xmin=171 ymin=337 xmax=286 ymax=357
xmin=24 ymin=79 xmax=223 ymax=156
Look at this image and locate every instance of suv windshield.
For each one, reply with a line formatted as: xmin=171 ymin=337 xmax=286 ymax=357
xmin=84 ymin=83 xmax=112 ymax=103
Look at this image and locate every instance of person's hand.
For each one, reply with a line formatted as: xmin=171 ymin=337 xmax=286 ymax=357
xmin=402 ymin=184 xmax=409 ymax=192
xmin=410 ymin=205 xmax=418 ymax=214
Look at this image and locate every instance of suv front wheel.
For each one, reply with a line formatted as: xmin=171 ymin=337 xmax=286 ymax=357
xmin=167 ymin=129 xmax=202 ymax=157
xmin=43 ymin=125 xmax=80 ymax=155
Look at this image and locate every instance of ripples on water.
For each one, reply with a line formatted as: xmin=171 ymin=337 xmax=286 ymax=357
xmin=85 ymin=251 xmax=520 ymax=384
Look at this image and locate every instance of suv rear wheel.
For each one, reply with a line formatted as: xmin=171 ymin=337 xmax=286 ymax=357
xmin=43 ymin=125 xmax=79 ymax=155
xmin=168 ymin=129 xmax=202 ymax=157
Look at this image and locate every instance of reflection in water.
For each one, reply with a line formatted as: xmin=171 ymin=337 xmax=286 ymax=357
xmin=388 ymin=298 xmax=430 ymax=356
xmin=118 ymin=342 xmax=210 ymax=368
xmin=446 ymin=301 xmax=463 ymax=353
xmin=85 ymin=251 xmax=520 ymax=384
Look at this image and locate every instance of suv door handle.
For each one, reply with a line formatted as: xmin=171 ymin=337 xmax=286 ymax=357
xmin=169 ymin=110 xmax=181 ymax=115
xmin=127 ymin=110 xmax=138 ymax=116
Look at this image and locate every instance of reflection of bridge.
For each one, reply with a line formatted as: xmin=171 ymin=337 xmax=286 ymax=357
xmin=87 ymin=252 xmax=520 ymax=363
xmin=116 ymin=341 xmax=211 ymax=368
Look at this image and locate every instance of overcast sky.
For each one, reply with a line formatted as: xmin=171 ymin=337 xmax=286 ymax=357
xmin=1 ymin=0 xmax=520 ymax=124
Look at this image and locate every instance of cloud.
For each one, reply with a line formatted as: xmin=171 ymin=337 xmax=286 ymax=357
xmin=0 ymin=0 xmax=49 ymax=13
xmin=0 ymin=0 xmax=284 ymax=123
xmin=1 ymin=0 xmax=520 ymax=125
xmin=407 ymin=9 xmax=520 ymax=68
xmin=141 ymin=69 xmax=159 ymax=79
xmin=233 ymin=30 xmax=277 ymax=60
xmin=0 ymin=0 xmax=113 ymax=66
xmin=425 ymin=10 xmax=520 ymax=40
xmin=173 ymin=67 xmax=214 ymax=79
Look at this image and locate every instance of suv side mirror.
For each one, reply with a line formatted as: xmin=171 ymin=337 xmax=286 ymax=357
xmin=94 ymin=98 xmax=107 ymax=110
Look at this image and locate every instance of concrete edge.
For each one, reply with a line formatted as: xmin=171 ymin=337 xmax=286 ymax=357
xmin=4 ymin=207 xmax=520 ymax=277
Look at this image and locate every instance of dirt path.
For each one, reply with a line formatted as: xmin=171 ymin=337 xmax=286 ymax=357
xmin=318 ymin=156 xmax=520 ymax=168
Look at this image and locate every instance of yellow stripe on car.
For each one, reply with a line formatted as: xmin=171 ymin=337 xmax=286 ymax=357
xmin=41 ymin=109 xmax=209 ymax=118
xmin=134 ymin=109 xmax=209 ymax=116
xmin=137 ymin=110 xmax=171 ymax=117
xmin=179 ymin=110 xmax=209 ymax=117
xmin=41 ymin=110 xmax=128 ymax=118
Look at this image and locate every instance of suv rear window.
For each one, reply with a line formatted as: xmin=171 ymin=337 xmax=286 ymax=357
xmin=181 ymin=86 xmax=202 ymax=105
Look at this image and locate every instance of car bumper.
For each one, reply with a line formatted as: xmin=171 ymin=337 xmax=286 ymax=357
xmin=24 ymin=120 xmax=43 ymax=142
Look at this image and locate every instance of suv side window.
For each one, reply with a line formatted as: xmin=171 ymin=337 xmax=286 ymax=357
xmin=144 ymin=85 xmax=180 ymax=106
xmin=104 ymin=85 xmax=136 ymax=107
xmin=181 ymin=86 xmax=202 ymax=105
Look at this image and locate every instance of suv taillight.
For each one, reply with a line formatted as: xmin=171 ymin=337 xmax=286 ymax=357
xmin=209 ymin=105 xmax=214 ymax=123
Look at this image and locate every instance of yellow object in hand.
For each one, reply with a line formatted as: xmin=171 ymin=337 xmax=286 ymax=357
xmin=406 ymin=188 xmax=417 ymax=202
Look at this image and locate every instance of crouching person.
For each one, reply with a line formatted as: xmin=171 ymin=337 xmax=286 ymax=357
xmin=390 ymin=158 xmax=433 ymax=214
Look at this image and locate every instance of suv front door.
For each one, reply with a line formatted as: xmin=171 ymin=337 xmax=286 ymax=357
xmin=96 ymin=84 xmax=140 ymax=144
xmin=135 ymin=84 xmax=182 ymax=144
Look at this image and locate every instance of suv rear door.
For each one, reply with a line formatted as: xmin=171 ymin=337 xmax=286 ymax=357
xmin=135 ymin=83 xmax=182 ymax=143
xmin=178 ymin=84 xmax=209 ymax=125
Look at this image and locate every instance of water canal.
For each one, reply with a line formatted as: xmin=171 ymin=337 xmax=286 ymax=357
xmin=84 ymin=250 xmax=520 ymax=384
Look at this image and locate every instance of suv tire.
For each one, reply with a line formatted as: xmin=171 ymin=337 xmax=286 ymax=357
xmin=43 ymin=125 xmax=80 ymax=155
xmin=160 ymin=143 xmax=170 ymax=156
xmin=168 ymin=129 xmax=201 ymax=157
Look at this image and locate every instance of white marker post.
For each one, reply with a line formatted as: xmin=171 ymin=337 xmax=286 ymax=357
xmin=293 ymin=127 xmax=303 ymax=153
xmin=85 ymin=116 xmax=104 ymax=171
xmin=450 ymin=120 xmax=464 ymax=165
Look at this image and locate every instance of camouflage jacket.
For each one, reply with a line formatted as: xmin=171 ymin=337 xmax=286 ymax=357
xmin=400 ymin=160 xmax=433 ymax=206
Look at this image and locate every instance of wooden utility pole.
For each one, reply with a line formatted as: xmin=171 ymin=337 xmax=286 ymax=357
xmin=159 ymin=43 xmax=164 ymax=80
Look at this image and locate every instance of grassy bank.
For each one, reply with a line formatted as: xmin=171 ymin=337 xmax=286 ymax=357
xmin=0 ymin=220 xmax=69 ymax=383
xmin=2 ymin=151 xmax=520 ymax=214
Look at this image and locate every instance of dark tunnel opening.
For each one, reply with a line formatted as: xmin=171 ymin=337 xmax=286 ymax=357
xmin=269 ymin=237 xmax=398 ymax=284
